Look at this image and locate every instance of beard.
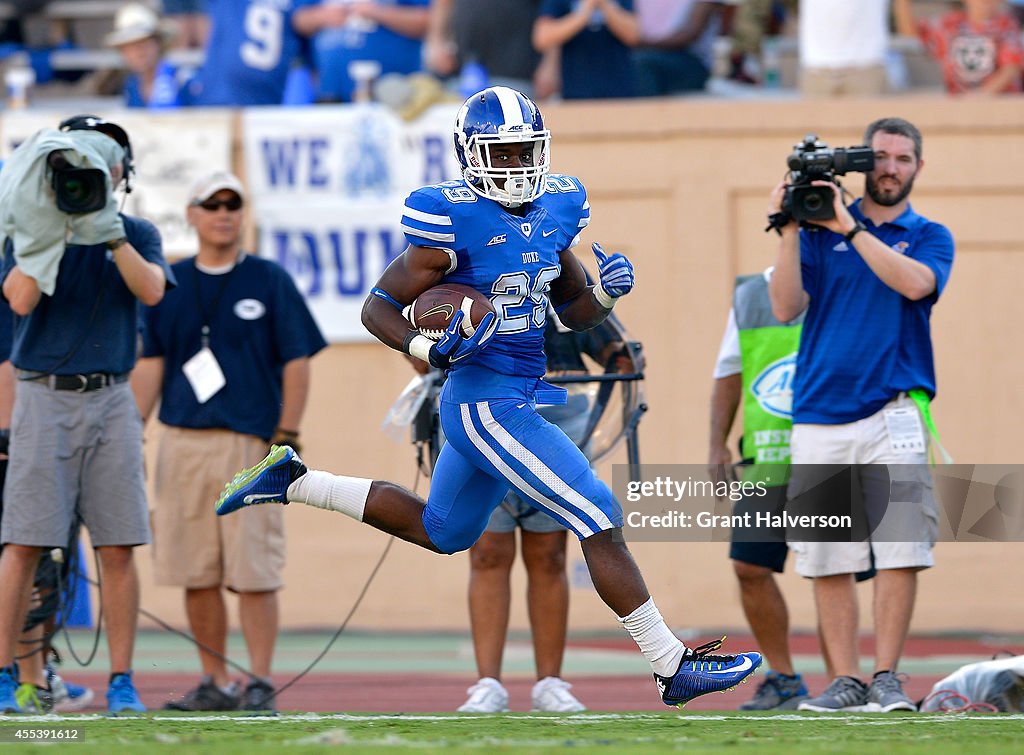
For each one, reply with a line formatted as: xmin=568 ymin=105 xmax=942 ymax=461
xmin=866 ymin=170 xmax=917 ymax=206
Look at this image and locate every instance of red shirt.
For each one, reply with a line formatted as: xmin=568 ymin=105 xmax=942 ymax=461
xmin=918 ymin=10 xmax=1023 ymax=93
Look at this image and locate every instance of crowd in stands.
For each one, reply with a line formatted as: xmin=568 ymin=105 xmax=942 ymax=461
xmin=3 ymin=1 xmax=1024 ymax=111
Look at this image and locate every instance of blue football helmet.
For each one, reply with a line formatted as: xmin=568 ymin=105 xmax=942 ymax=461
xmin=454 ymin=86 xmax=550 ymax=208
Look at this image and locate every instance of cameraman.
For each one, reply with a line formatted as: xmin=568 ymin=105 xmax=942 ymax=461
xmin=0 ymin=115 xmax=173 ymax=714
xmin=766 ymin=117 xmax=954 ymax=713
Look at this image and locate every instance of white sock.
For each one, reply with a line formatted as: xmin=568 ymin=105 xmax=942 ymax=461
xmin=618 ymin=597 xmax=687 ymax=677
xmin=286 ymin=470 xmax=372 ymax=521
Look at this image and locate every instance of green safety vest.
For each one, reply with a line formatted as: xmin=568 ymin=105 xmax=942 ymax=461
xmin=734 ymin=274 xmax=804 ymax=487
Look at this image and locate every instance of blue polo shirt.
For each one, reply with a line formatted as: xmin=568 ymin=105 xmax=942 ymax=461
xmin=2 ymin=215 xmax=172 ymax=375
xmin=794 ymin=200 xmax=954 ymax=424
xmin=141 ymin=254 xmax=327 ymax=440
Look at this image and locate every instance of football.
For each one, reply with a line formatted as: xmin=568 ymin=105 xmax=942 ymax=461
xmin=406 ymin=284 xmax=496 ymax=341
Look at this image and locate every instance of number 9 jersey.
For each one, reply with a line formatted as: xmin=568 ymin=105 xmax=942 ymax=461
xmin=188 ymin=0 xmax=318 ymax=106
xmin=401 ymin=174 xmax=591 ymax=379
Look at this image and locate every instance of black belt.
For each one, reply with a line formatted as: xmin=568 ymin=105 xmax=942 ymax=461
xmin=17 ymin=371 xmax=129 ymax=393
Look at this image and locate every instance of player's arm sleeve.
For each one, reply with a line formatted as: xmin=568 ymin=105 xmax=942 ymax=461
xmin=712 ymin=308 xmax=741 ymax=379
xmin=566 ymin=179 xmax=590 ymax=250
xmin=401 ymin=189 xmax=458 ymax=274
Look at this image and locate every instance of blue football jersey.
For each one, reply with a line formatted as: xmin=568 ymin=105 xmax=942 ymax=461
xmin=402 ymin=175 xmax=590 ymax=378
xmin=188 ymin=0 xmax=315 ymax=106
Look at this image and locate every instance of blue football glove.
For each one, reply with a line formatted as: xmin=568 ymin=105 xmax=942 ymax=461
xmin=428 ymin=310 xmax=498 ymax=370
xmin=593 ymin=242 xmax=634 ymax=300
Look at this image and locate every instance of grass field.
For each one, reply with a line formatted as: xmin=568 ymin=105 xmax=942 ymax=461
xmin=2 ymin=712 xmax=1023 ymax=754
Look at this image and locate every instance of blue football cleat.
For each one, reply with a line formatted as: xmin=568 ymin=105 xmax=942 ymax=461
xmin=216 ymin=445 xmax=307 ymax=516
xmin=654 ymin=637 xmax=763 ymax=708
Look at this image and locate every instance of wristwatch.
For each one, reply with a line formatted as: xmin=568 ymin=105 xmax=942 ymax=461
xmin=844 ymin=221 xmax=867 ymax=242
xmin=106 ymin=237 xmax=129 ymax=251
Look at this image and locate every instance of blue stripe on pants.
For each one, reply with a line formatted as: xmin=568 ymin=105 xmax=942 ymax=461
xmin=423 ymin=396 xmax=621 ymax=552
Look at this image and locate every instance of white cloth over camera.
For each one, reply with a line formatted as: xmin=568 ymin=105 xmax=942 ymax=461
xmin=0 ymin=128 xmax=126 ymax=295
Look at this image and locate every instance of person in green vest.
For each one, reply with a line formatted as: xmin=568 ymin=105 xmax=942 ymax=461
xmin=709 ymin=267 xmax=808 ymax=710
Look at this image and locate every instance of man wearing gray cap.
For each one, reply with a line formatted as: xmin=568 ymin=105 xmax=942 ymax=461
xmin=132 ymin=171 xmax=326 ymax=711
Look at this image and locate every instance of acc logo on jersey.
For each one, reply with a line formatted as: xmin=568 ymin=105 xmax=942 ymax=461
xmin=750 ymin=353 xmax=797 ymax=419
xmin=234 ymin=299 xmax=266 ymax=320
xmin=893 ymin=241 xmax=910 ymax=255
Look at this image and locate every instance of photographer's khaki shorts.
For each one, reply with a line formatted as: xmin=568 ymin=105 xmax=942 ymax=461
xmin=151 ymin=426 xmax=284 ymax=592
xmin=787 ymin=395 xmax=938 ymax=578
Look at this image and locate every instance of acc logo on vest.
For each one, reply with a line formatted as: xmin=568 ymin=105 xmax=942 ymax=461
xmin=750 ymin=353 xmax=797 ymax=419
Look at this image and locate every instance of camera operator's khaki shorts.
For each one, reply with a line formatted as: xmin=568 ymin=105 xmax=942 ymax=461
xmin=151 ymin=426 xmax=284 ymax=592
xmin=787 ymin=395 xmax=938 ymax=578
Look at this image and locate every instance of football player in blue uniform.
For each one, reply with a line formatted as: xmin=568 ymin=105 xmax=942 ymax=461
xmin=216 ymin=86 xmax=762 ymax=707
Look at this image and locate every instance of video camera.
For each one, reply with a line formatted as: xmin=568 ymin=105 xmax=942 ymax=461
xmin=781 ymin=135 xmax=875 ymax=224
xmin=47 ymin=151 xmax=108 ymax=214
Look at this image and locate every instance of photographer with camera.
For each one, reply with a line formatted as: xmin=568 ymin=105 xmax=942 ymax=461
xmin=0 ymin=115 xmax=174 ymax=714
xmin=766 ymin=117 xmax=954 ymax=713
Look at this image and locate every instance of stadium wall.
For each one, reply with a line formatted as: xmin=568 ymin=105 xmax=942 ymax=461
xmin=13 ymin=94 xmax=1020 ymax=635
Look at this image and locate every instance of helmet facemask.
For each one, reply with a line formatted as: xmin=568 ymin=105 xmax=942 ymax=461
xmin=463 ymin=131 xmax=549 ymax=208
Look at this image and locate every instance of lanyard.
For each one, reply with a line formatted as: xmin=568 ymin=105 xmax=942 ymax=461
xmin=191 ymin=257 xmax=240 ymax=349
xmin=908 ymin=388 xmax=953 ymax=465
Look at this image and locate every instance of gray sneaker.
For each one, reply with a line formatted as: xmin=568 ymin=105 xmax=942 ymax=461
xmin=798 ymin=676 xmax=869 ymax=712
xmin=739 ymin=671 xmax=809 ymax=711
xmin=163 ymin=677 xmax=240 ymax=711
xmin=866 ymin=671 xmax=916 ymax=712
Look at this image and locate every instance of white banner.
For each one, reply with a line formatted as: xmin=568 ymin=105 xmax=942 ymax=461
xmin=1 ymin=109 xmax=233 ymax=258
xmin=243 ymin=103 xmax=461 ymax=342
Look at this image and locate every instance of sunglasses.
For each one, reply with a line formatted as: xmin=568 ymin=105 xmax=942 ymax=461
xmin=193 ymin=196 xmax=243 ymax=212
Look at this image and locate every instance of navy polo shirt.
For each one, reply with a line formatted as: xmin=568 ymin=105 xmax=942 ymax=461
xmin=142 ymin=254 xmax=327 ymax=440
xmin=2 ymin=215 xmax=172 ymax=375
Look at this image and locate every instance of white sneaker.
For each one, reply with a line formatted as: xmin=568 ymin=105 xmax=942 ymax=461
xmin=457 ymin=677 xmax=509 ymax=713
xmin=47 ymin=666 xmax=95 ymax=713
xmin=531 ymin=677 xmax=586 ymax=712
